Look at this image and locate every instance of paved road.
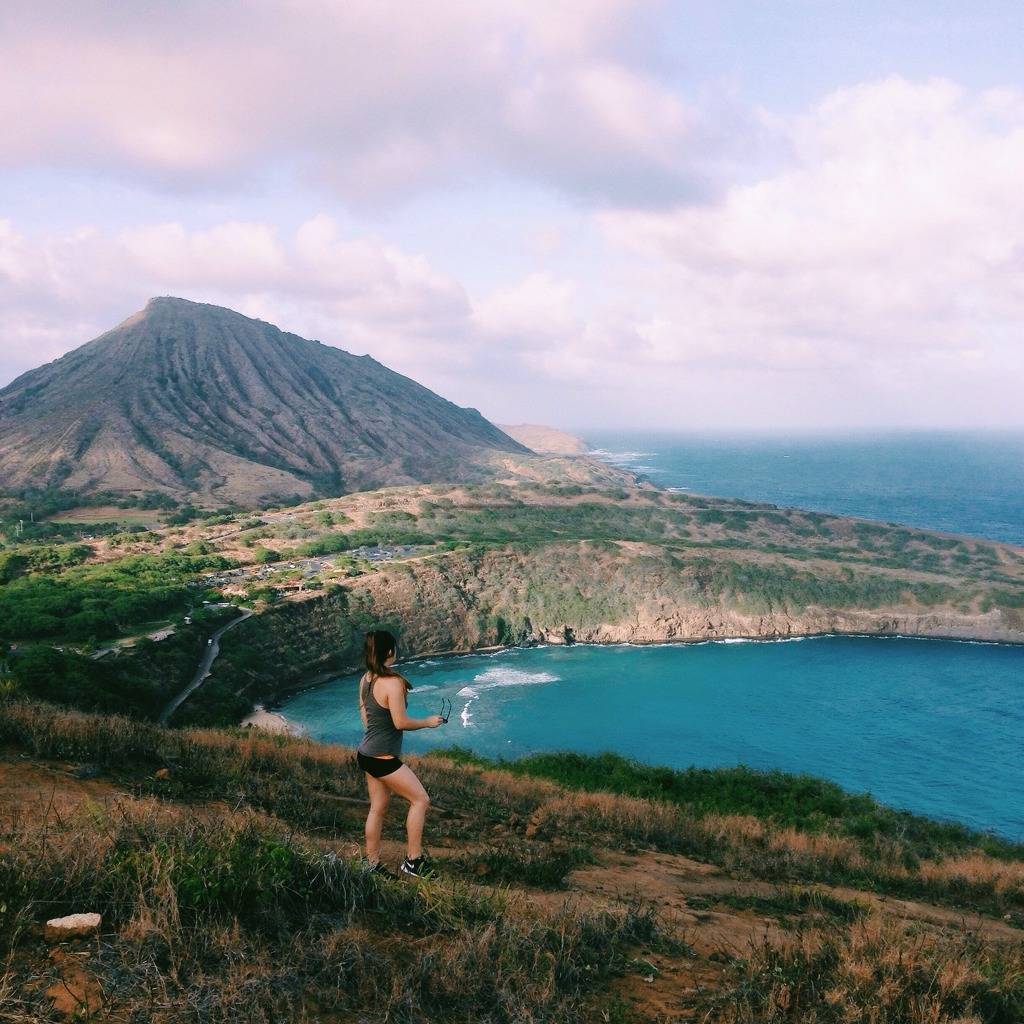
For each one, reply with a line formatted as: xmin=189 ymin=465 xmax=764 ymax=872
xmin=91 ymin=624 xmax=178 ymax=661
xmin=158 ymin=608 xmax=254 ymax=725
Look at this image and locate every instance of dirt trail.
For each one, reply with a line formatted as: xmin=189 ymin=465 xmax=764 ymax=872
xmin=567 ymin=848 xmax=1024 ymax=944
xmin=0 ymin=754 xmax=124 ymax=826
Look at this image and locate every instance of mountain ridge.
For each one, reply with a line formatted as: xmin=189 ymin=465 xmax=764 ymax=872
xmin=0 ymin=297 xmax=527 ymax=504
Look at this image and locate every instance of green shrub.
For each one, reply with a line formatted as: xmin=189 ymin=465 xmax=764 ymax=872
xmin=0 ymin=552 xmax=233 ymax=640
xmin=433 ymin=748 xmax=1018 ymax=859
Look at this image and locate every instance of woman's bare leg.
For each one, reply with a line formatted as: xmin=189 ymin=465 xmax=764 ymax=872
xmin=364 ymin=772 xmax=391 ymax=863
xmin=381 ymin=765 xmax=431 ymax=859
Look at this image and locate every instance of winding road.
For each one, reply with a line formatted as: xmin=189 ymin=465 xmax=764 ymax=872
xmin=159 ymin=608 xmax=253 ymax=725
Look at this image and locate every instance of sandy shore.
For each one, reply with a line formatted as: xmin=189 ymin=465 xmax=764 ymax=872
xmin=241 ymin=705 xmax=306 ymax=736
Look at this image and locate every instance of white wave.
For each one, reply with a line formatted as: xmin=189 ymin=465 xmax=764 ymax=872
xmin=712 ymin=635 xmax=811 ymax=645
xmin=411 ymin=684 xmax=439 ymax=692
xmin=460 ymin=703 xmax=474 ymax=726
xmin=841 ymin=633 xmax=1013 ymax=648
xmin=457 ymin=686 xmax=478 ymax=697
xmin=472 ymin=667 xmax=560 ymax=689
xmin=588 ymin=449 xmax=653 ymax=461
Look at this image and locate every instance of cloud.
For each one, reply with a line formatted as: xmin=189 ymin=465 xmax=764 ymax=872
xmin=0 ymin=0 xmax=729 ymax=207
xmin=590 ymin=76 xmax=1024 ymax=425
xmin=2 ymin=77 xmax=1023 ymax=430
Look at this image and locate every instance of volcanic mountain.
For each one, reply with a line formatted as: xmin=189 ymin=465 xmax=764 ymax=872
xmin=0 ymin=297 xmax=527 ymax=504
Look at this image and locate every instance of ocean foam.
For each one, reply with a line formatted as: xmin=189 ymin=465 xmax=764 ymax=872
xmin=588 ymin=449 xmax=653 ymax=461
xmin=457 ymin=686 xmax=478 ymax=697
xmin=412 ymin=684 xmax=439 ymax=692
xmin=472 ymin=668 xmax=560 ymax=689
xmin=715 ymin=636 xmax=808 ymax=645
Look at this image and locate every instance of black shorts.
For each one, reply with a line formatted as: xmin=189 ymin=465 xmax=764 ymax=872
xmin=357 ymin=751 xmax=403 ymax=778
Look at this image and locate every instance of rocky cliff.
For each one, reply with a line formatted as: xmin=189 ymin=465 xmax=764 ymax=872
xmin=497 ymin=424 xmax=589 ymax=455
xmin=210 ymin=539 xmax=1024 ymax=716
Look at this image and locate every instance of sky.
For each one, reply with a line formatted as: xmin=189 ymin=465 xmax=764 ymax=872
xmin=2 ymin=0 xmax=1023 ymax=432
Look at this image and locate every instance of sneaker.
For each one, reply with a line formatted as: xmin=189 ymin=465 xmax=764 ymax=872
xmin=363 ymin=859 xmax=397 ymax=879
xmin=399 ymin=855 xmax=435 ymax=878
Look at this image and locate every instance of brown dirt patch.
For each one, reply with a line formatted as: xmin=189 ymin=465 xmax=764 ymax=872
xmin=45 ymin=948 xmax=105 ymax=1018
xmin=0 ymin=754 xmax=124 ymax=827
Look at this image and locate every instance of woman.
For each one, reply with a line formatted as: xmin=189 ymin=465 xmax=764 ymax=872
xmin=357 ymin=629 xmax=444 ymax=877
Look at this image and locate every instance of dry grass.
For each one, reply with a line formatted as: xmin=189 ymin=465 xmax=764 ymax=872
xmin=0 ymin=794 xmax=664 ymax=1023
xmin=709 ymin=913 xmax=1024 ymax=1022
xmin=2 ymin=698 xmax=1023 ymax=924
xmin=917 ymin=853 xmax=1024 ymax=898
xmin=2 ymin=699 xmax=1023 ymax=1022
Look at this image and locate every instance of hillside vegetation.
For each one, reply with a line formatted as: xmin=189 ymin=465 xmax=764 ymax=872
xmin=2 ymin=478 xmax=1022 ymax=726
xmin=1 ymin=700 xmax=1022 ymax=1022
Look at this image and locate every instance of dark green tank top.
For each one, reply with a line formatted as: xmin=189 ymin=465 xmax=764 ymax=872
xmin=357 ymin=674 xmax=404 ymax=757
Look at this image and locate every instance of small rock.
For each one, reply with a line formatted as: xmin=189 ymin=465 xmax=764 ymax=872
xmin=154 ymin=767 xmax=172 ymax=780
xmin=72 ymin=764 xmax=101 ymax=780
xmin=44 ymin=913 xmax=101 ymax=942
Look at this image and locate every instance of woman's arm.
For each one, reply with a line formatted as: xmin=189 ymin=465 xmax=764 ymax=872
xmin=382 ymin=677 xmax=442 ymax=730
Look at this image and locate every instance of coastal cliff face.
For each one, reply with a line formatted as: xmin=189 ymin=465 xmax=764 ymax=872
xmin=212 ymin=540 xmax=1024 ymax=713
xmin=497 ymin=424 xmax=589 ymax=455
xmin=349 ymin=542 xmax=1024 ymax=648
xmin=169 ymin=478 xmax=1024 ymax=721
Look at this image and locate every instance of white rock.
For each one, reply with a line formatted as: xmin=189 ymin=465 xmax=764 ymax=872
xmin=44 ymin=913 xmax=101 ymax=941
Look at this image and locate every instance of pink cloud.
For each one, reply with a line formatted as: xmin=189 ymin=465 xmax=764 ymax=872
xmin=0 ymin=0 xmax=718 ymax=206
xmin=599 ymin=77 xmax=1024 ymax=379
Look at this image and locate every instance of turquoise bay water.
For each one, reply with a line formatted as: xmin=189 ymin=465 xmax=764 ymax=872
xmin=281 ymin=638 xmax=1024 ymax=840
xmin=585 ymin=430 xmax=1024 ymax=545
xmin=284 ymin=432 xmax=1024 ymax=838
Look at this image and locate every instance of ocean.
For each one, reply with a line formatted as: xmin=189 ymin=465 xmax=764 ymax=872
xmin=584 ymin=430 xmax=1024 ymax=545
xmin=281 ymin=638 xmax=1024 ymax=840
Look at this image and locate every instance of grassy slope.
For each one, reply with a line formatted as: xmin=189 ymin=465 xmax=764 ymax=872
xmin=1 ymin=701 xmax=1022 ymax=1022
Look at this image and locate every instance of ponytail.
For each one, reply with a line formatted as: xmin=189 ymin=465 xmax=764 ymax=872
xmin=360 ymin=630 xmax=408 ymax=719
xmin=364 ymin=629 xmax=398 ymax=679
